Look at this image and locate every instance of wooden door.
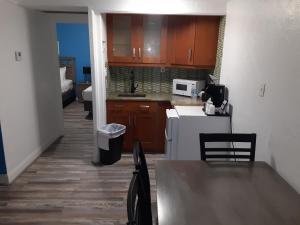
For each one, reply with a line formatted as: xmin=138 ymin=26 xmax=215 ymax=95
xmin=133 ymin=111 xmax=158 ymax=153
xmin=170 ymin=16 xmax=196 ymax=65
xmin=140 ymin=15 xmax=167 ymax=64
xmin=133 ymin=104 xmax=158 ymax=153
xmin=107 ymin=14 xmax=135 ymax=63
xmin=107 ymin=105 xmax=133 ymax=152
xmin=193 ymin=16 xmax=220 ymax=67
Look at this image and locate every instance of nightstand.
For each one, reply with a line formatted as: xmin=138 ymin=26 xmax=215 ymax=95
xmin=77 ymin=82 xmax=91 ymax=102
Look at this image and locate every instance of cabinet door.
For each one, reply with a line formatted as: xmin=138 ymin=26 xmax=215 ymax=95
xmin=170 ymin=16 xmax=196 ymax=65
xmin=141 ymin=15 xmax=167 ymax=64
xmin=132 ymin=15 xmax=143 ymax=63
xmin=133 ymin=104 xmax=158 ymax=153
xmin=134 ymin=112 xmax=158 ymax=153
xmin=107 ymin=14 xmax=135 ymax=63
xmin=194 ymin=16 xmax=220 ymax=67
xmin=107 ymin=107 xmax=133 ymax=152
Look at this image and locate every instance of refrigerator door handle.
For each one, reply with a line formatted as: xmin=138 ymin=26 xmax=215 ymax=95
xmin=165 ymin=129 xmax=172 ymax=141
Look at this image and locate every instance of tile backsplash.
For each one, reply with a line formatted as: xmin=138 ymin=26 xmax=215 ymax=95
xmin=214 ymin=16 xmax=226 ymax=79
xmin=107 ymin=66 xmax=210 ymax=94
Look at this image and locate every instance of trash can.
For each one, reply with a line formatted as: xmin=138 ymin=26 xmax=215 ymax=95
xmin=97 ymin=123 xmax=126 ymax=165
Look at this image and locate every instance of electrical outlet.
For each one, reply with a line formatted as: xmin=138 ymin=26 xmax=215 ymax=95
xmin=259 ymin=83 xmax=266 ymax=97
xmin=15 ymin=51 xmax=22 ymax=61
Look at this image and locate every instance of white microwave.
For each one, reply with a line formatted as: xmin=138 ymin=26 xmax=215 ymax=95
xmin=172 ymin=79 xmax=205 ymax=97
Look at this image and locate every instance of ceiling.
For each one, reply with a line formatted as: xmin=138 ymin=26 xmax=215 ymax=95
xmin=10 ymin=0 xmax=89 ymax=12
xmin=10 ymin=0 xmax=229 ymax=15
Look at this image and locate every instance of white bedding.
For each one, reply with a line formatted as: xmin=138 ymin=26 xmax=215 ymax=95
xmin=82 ymin=86 xmax=92 ymax=101
xmin=61 ymin=79 xmax=73 ymax=93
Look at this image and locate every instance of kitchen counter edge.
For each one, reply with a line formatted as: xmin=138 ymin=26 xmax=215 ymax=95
xmin=106 ymin=93 xmax=204 ymax=106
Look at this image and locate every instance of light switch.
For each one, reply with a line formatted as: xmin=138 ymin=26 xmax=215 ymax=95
xmin=259 ymin=83 xmax=266 ymax=97
xmin=15 ymin=51 xmax=22 ymax=61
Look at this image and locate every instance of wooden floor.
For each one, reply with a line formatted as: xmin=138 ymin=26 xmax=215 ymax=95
xmin=0 ymin=102 xmax=165 ymax=225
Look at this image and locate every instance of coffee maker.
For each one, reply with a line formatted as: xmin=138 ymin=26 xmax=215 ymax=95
xmin=202 ymin=84 xmax=226 ymax=107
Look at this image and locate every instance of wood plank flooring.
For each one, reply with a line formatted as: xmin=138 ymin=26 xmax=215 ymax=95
xmin=0 ymin=102 xmax=165 ymax=225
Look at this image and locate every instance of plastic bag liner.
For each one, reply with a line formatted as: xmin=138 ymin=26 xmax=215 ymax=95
xmin=97 ymin=123 xmax=126 ymax=151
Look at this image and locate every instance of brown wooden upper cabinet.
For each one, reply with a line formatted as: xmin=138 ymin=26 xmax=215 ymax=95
xmin=107 ymin=14 xmax=220 ymax=68
xmin=107 ymin=14 xmax=167 ymax=64
xmin=168 ymin=16 xmax=220 ymax=68
xmin=194 ymin=16 xmax=220 ymax=67
xmin=168 ymin=16 xmax=196 ymax=66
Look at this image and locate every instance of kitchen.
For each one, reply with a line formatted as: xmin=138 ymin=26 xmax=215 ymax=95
xmin=1 ymin=0 xmax=300 ymax=224
xmin=102 ymin=14 xmax=228 ymax=158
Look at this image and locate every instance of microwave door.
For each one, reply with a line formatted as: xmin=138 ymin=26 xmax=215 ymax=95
xmin=176 ymin=83 xmax=188 ymax=91
xmin=176 ymin=83 xmax=188 ymax=96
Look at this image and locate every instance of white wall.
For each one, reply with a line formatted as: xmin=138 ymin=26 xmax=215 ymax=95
xmin=0 ymin=0 xmax=63 ymax=183
xmin=15 ymin=0 xmax=228 ymax=15
xmin=88 ymin=10 xmax=108 ymax=163
xmin=221 ymin=0 xmax=300 ymax=193
xmin=42 ymin=13 xmax=88 ymax=67
xmin=45 ymin=12 xmax=88 ymax=24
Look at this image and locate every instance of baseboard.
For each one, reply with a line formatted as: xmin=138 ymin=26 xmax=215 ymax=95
xmin=0 ymin=174 xmax=9 ymax=185
xmin=7 ymin=134 xmax=62 ymax=184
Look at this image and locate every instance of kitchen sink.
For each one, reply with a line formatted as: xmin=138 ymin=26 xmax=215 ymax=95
xmin=118 ymin=93 xmax=146 ymax=97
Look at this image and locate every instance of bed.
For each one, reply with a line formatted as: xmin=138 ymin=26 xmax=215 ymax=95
xmin=82 ymin=86 xmax=93 ymax=120
xmin=59 ymin=57 xmax=76 ymax=107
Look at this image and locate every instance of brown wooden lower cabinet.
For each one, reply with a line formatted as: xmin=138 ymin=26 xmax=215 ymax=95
xmin=107 ymin=100 xmax=171 ymax=153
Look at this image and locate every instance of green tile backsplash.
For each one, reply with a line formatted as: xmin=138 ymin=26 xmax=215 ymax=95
xmin=107 ymin=66 xmax=210 ymax=94
xmin=214 ymin=16 xmax=226 ymax=79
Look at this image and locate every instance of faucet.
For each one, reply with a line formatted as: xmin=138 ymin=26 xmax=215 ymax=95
xmin=130 ymin=70 xmax=138 ymax=93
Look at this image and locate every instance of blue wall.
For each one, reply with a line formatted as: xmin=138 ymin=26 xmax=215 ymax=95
xmin=0 ymin=125 xmax=7 ymax=175
xmin=56 ymin=23 xmax=91 ymax=83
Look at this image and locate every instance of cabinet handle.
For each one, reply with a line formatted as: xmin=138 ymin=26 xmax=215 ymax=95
xmin=139 ymin=105 xmax=150 ymax=109
xmin=129 ymin=116 xmax=131 ymax=126
xmin=133 ymin=48 xmax=136 ymax=58
xmin=138 ymin=47 xmax=141 ymax=58
xmin=133 ymin=116 xmax=136 ymax=127
xmin=188 ymin=48 xmax=192 ymax=62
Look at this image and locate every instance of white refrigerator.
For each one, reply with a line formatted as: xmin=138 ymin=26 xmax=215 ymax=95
xmin=165 ymin=106 xmax=230 ymax=160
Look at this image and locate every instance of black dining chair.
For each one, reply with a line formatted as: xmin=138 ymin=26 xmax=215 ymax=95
xmin=199 ymin=133 xmax=257 ymax=161
xmin=133 ymin=141 xmax=151 ymax=202
xmin=133 ymin=141 xmax=157 ymax=225
xmin=127 ymin=171 xmax=141 ymax=225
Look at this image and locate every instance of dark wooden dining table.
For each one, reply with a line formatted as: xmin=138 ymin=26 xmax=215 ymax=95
xmin=156 ymin=161 xmax=300 ymax=225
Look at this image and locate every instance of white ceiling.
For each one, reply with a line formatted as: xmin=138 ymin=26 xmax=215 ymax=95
xmin=10 ymin=0 xmax=229 ymax=15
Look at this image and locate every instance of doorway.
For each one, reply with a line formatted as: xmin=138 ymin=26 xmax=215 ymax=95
xmin=56 ymin=22 xmax=93 ymax=120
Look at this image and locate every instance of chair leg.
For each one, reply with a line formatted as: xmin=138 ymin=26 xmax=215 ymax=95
xmin=85 ymin=111 xmax=93 ymax=120
xmin=152 ymin=202 xmax=158 ymax=225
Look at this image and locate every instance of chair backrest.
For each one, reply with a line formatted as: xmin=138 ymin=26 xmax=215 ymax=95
xmin=127 ymin=170 xmax=153 ymax=225
xmin=199 ymin=133 xmax=257 ymax=162
xmin=133 ymin=141 xmax=153 ymax=225
xmin=127 ymin=171 xmax=141 ymax=225
xmin=133 ymin=141 xmax=151 ymax=201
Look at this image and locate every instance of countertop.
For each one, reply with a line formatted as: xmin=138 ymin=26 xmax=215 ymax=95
xmin=107 ymin=93 xmax=204 ymax=106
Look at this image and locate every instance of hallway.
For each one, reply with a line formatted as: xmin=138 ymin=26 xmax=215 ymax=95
xmin=0 ymin=102 xmax=163 ymax=225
